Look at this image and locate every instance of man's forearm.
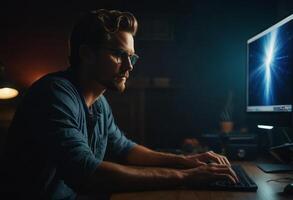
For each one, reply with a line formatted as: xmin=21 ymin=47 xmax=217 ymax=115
xmin=85 ymin=161 xmax=185 ymax=193
xmin=125 ymin=145 xmax=186 ymax=167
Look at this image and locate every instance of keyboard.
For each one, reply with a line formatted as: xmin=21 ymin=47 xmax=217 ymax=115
xmin=208 ymin=165 xmax=258 ymax=191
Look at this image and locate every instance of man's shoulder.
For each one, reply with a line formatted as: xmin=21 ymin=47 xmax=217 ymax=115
xmin=23 ymin=69 xmax=80 ymax=104
xmin=28 ymin=69 xmax=78 ymax=94
xmin=34 ymin=69 xmax=74 ymax=88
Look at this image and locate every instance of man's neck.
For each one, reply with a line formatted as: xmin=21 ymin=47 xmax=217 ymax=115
xmin=73 ymin=67 xmax=106 ymax=108
xmin=81 ymin=81 xmax=106 ymax=108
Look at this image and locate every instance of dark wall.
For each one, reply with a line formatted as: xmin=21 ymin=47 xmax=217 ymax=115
xmin=138 ymin=0 xmax=293 ymax=148
xmin=1 ymin=0 xmax=293 ymax=148
xmin=136 ymin=0 xmax=291 ymax=147
xmin=175 ymin=0 xmax=280 ymax=133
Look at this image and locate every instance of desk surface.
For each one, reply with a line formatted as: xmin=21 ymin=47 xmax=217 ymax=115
xmin=111 ymin=162 xmax=293 ymax=200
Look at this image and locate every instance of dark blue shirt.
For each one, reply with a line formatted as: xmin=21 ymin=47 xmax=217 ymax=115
xmin=2 ymin=69 xmax=136 ymax=199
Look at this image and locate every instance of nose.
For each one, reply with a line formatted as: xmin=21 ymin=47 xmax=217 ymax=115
xmin=122 ymin=56 xmax=133 ymax=72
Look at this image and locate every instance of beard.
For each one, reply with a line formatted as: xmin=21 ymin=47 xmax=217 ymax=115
xmin=92 ymin=66 xmax=129 ymax=93
xmin=99 ymin=77 xmax=126 ymax=93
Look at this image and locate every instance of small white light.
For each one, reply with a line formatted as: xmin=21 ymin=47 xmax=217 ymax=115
xmin=0 ymin=87 xmax=19 ymax=99
xmin=257 ymin=125 xmax=274 ymax=130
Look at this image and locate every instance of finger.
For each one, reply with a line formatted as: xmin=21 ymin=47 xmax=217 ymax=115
xmin=208 ymin=163 xmax=227 ymax=168
xmin=210 ymin=152 xmax=231 ymax=166
xmin=215 ymin=173 xmax=237 ymax=184
xmin=210 ymin=166 xmax=239 ymax=183
xmin=222 ymin=156 xmax=231 ymax=166
xmin=219 ymin=156 xmax=229 ymax=166
xmin=210 ymin=151 xmax=231 ymax=166
xmin=207 ymin=152 xmax=223 ymax=164
xmin=225 ymin=167 xmax=239 ymax=183
xmin=230 ymin=168 xmax=240 ymax=183
xmin=206 ymin=151 xmax=225 ymax=165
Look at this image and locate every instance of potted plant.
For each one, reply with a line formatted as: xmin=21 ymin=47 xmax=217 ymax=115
xmin=219 ymin=90 xmax=234 ymax=134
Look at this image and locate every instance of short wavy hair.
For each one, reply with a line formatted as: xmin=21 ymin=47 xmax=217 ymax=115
xmin=69 ymin=9 xmax=138 ymax=68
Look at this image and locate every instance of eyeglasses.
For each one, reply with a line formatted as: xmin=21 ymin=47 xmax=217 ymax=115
xmin=99 ymin=47 xmax=139 ymax=66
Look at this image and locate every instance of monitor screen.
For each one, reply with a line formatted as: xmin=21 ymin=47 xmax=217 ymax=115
xmin=247 ymin=15 xmax=293 ymax=113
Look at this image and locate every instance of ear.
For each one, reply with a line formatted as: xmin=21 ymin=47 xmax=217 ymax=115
xmin=79 ymin=45 xmax=96 ymax=64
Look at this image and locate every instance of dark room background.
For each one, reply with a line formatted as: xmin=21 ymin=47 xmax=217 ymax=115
xmin=1 ymin=0 xmax=293 ymax=153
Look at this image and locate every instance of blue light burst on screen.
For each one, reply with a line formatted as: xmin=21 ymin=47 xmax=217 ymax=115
xmin=249 ymin=29 xmax=282 ymax=105
xmin=248 ymin=22 xmax=293 ymax=107
xmin=264 ymin=30 xmax=277 ymax=104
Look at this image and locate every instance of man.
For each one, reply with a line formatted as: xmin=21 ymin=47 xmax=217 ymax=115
xmin=2 ymin=9 xmax=238 ymax=199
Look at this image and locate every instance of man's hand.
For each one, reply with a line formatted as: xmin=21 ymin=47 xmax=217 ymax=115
xmin=181 ymin=151 xmax=231 ymax=168
xmin=182 ymin=163 xmax=239 ymax=187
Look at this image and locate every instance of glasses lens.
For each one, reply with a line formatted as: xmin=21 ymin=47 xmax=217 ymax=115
xmin=130 ymin=54 xmax=139 ymax=65
xmin=101 ymin=47 xmax=139 ymax=66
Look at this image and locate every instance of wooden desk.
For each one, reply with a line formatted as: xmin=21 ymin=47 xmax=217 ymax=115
xmin=111 ymin=162 xmax=293 ymax=200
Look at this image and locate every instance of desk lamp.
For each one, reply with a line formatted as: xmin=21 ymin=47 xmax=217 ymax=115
xmin=0 ymin=63 xmax=18 ymax=100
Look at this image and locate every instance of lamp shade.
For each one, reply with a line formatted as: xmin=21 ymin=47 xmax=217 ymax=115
xmin=0 ymin=87 xmax=19 ymax=99
xmin=0 ymin=63 xmax=19 ymax=100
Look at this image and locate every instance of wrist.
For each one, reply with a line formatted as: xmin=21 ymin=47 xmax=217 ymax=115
xmin=176 ymin=154 xmax=188 ymax=165
xmin=175 ymin=155 xmax=194 ymax=168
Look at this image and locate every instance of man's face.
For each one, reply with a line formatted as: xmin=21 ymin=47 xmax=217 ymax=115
xmin=89 ymin=31 xmax=136 ymax=93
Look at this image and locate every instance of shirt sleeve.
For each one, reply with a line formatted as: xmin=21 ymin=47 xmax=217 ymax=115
xmin=101 ymin=96 xmax=137 ymax=158
xmin=29 ymin=78 xmax=101 ymax=190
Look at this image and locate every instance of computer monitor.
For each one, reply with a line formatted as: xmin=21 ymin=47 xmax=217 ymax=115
xmin=246 ymin=15 xmax=293 ymax=173
xmin=247 ymin=14 xmax=293 ymax=128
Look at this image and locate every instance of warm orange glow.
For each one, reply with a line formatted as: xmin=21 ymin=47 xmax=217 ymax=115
xmin=0 ymin=87 xmax=19 ymax=99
